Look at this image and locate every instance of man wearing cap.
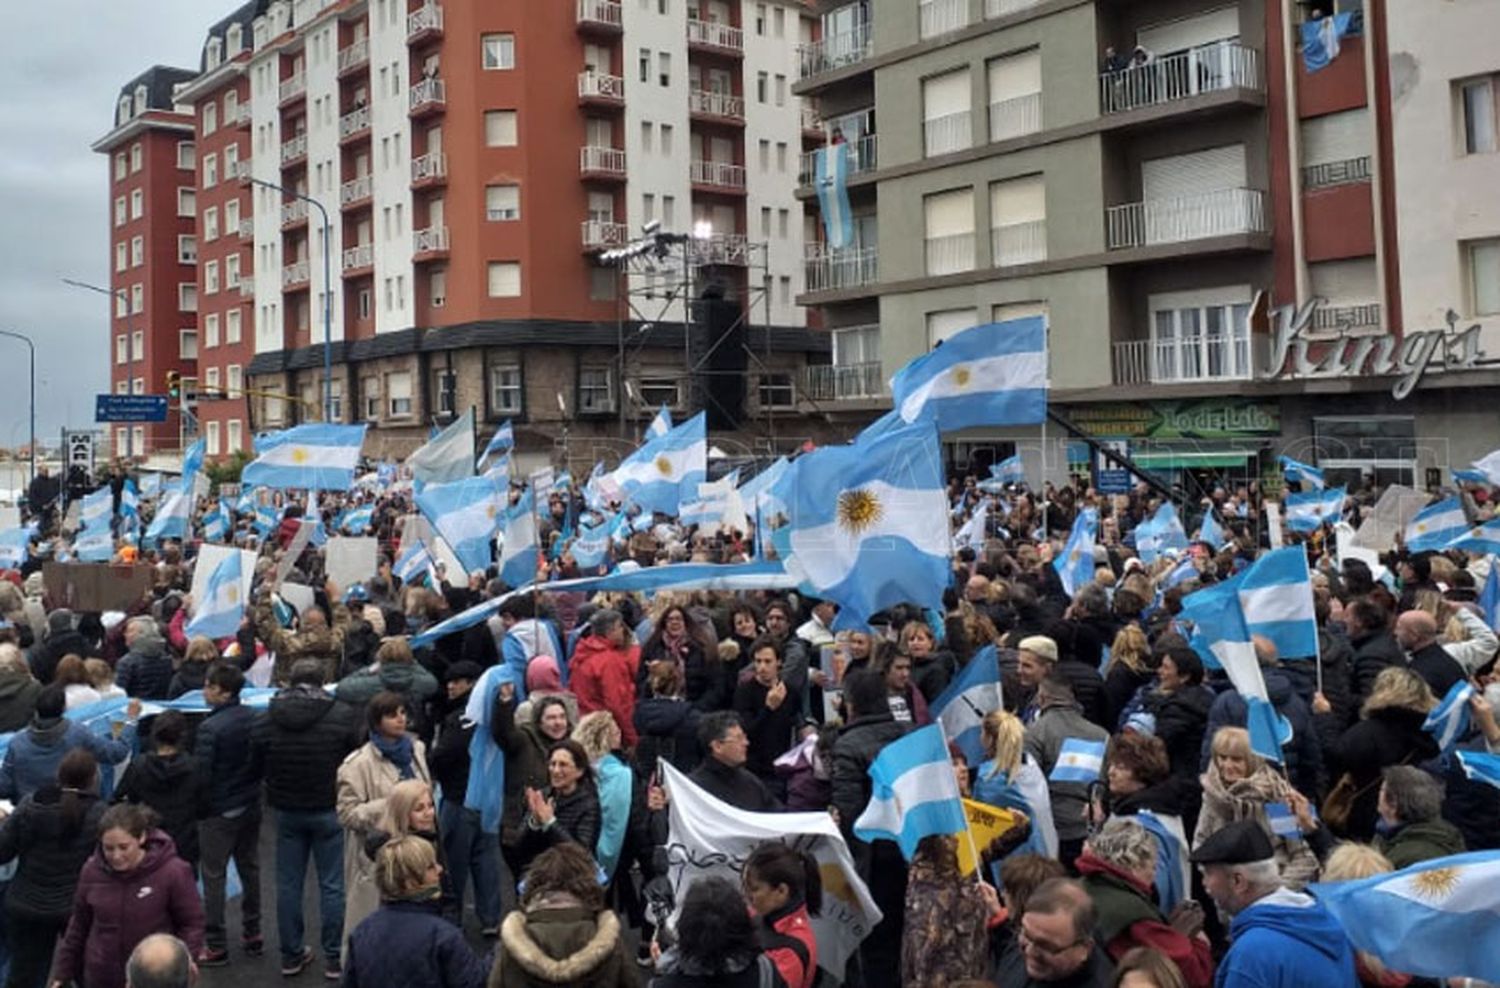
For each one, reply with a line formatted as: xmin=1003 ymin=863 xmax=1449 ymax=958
xmin=1192 ymin=820 xmax=1358 ymax=988
xmin=427 ymin=660 xmax=501 ymax=937
xmin=1017 ymin=635 xmax=1059 ymax=724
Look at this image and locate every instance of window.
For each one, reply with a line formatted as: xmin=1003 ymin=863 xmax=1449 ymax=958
xmin=203 ymin=102 xmax=218 ymax=135
xmin=205 ymin=260 xmax=221 ymax=294
xmin=176 ymin=142 xmax=195 ymax=170
xmin=658 ymin=52 xmax=671 ymax=86
xmin=131 ymin=284 xmax=144 ymax=314
xmin=226 ymin=308 xmax=242 ymax=343
xmin=1460 ymin=76 xmax=1498 ymax=155
xmin=485 ymin=184 xmax=519 ymax=220
xmin=130 ymin=236 xmax=144 ymax=267
xmin=180 ymin=330 xmax=198 ymax=359
xmin=757 ymin=71 xmax=768 ymax=103
xmin=487 ymin=261 xmax=521 ymax=297
xmin=224 ymin=198 xmax=240 ymax=232
xmin=205 ymin=366 xmax=221 ymax=389
xmin=590 ymin=267 xmax=616 ymax=300
xmin=204 ymin=206 xmax=220 ymax=242
xmin=131 ymin=189 xmax=144 ymax=219
xmin=226 ymin=254 xmax=241 ymax=288
xmin=203 ymin=153 xmax=218 ymax=187
xmin=1469 ymin=238 xmax=1500 ymax=315
xmin=637 ymin=375 xmax=681 ymax=408
xmin=663 ymin=195 xmax=676 ymax=227
xmin=661 ymin=124 xmax=674 ymax=154
xmin=833 ymin=325 xmax=880 ymax=370
xmin=926 ymin=307 xmax=979 ymax=347
xmin=923 ymin=187 xmax=976 ymax=275
xmin=775 ymin=141 xmax=786 ymax=170
xmin=130 ymin=142 xmax=143 ymax=172
xmin=227 ymin=419 xmax=243 ymax=453
xmin=987 ymin=49 xmax=1043 ymax=141
xmin=989 ymin=174 xmax=1047 ymax=266
xmin=227 ymin=364 xmax=243 ymax=394
xmin=358 ymin=289 xmax=372 ymax=320
xmin=481 ymin=33 xmax=515 ymax=70
xmin=177 ymin=235 xmax=197 ymax=264
xmin=639 ymin=48 xmax=651 ymax=83
xmin=578 ymin=367 xmax=613 ymax=413
xmin=115 ymin=334 xmax=128 ymax=365
xmin=206 ymin=422 xmax=221 ymax=457
xmin=224 ymin=91 xmax=238 ymax=121
xmin=386 ymin=370 xmax=413 ymax=417
xmin=430 ymin=269 xmax=446 ymax=307
xmin=758 ymin=373 xmax=794 ymax=408
xmin=116 ymin=292 xmax=129 ymax=317
xmin=224 ymin=143 xmax=239 ymax=178
xmin=755 ymin=3 xmax=766 ymax=34
xmin=484 ymin=110 xmax=518 ymax=146
xmin=114 ymin=197 xmax=127 ymax=227
xmin=115 ymin=242 xmax=128 ymax=273
xmin=177 ymin=188 xmax=196 ymax=217
xmin=179 ymin=283 xmax=198 ymax=311
xmin=641 ymin=121 xmax=654 ymax=151
xmin=131 ymin=330 xmax=145 ymax=361
xmin=774 ymin=74 xmax=786 ymax=106
xmin=362 ymin=376 xmax=381 ymax=419
xmin=114 ymin=153 xmax=127 ymax=180
xmin=204 ymin=313 xmax=220 ymax=348
xmin=432 ymin=368 xmax=457 ymax=416
xmin=328 ymin=380 xmax=343 ymax=421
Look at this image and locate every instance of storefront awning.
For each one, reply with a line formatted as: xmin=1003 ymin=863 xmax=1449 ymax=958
xmin=1132 ymin=450 xmax=1256 ymax=469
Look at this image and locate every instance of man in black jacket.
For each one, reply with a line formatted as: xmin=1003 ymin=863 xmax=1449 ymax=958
xmin=27 ymin=609 xmax=90 ymax=686
xmin=427 ymin=660 xmax=501 ymax=936
xmin=1345 ymin=597 xmax=1405 ymax=705
xmin=1396 ymin=609 xmax=1466 ymax=698
xmin=252 ymin=658 xmax=359 ymax=978
xmin=687 ymin=710 xmax=781 ymax=812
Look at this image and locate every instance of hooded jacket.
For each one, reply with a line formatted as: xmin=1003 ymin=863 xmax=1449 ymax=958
xmin=0 ymin=666 xmax=41 ymax=733
xmin=0 ymin=716 xmax=132 ymax=802
xmin=1217 ymin=888 xmax=1358 ymax=988
xmin=1349 ymin=629 xmax=1405 ymax=705
xmin=488 ymin=901 xmax=637 ymax=988
xmin=336 ymin=659 xmax=441 ymax=711
xmin=113 ymin=751 xmax=204 ymax=864
xmin=1373 ymin=818 xmax=1465 ymax=870
xmin=115 ymin=626 xmax=174 ymax=699
xmin=632 ymin=691 xmax=701 ymax=778
xmin=571 ymin=634 xmax=642 ymax=749
xmin=0 ymin=784 xmax=106 ymax=920
xmin=50 ymin=830 xmax=206 ymax=988
xmin=253 ymin=683 xmax=361 ymax=810
xmin=166 ymin=659 xmax=210 ymax=699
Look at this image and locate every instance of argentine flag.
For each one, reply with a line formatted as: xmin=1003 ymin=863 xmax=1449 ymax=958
xmin=1457 ymin=750 xmax=1500 ymax=792
xmin=201 ymin=501 xmax=231 ymax=543
xmin=890 ymin=317 xmax=1047 ymax=432
xmin=339 ymin=503 xmax=374 ymax=535
xmin=81 ymin=487 xmax=112 ymax=531
xmin=1284 ymin=486 xmax=1346 ymax=533
xmin=1049 ymin=738 xmax=1106 ymax=784
xmin=476 ymin=419 xmax=514 ymax=471
xmin=1482 ymin=564 xmax=1500 ymax=632
xmin=1472 ymin=447 xmax=1500 ymax=486
xmin=1406 ymin=497 xmax=1469 ymax=552
xmin=1198 ymin=508 xmax=1224 ymax=547
xmin=990 ymin=454 xmax=1026 ymax=486
xmin=814 ymin=142 xmax=855 ymax=249
xmin=180 ymin=438 xmax=205 ymax=494
xmin=854 ymin=724 xmax=967 ymax=859
xmin=1423 ymin=680 xmax=1474 ymax=756
xmin=1453 ymin=467 xmax=1490 ymax=487
xmin=185 ymin=550 xmax=245 ymax=640
xmin=569 ymin=514 xmax=614 ymax=571
xmin=119 ymin=480 xmax=140 ymax=521
xmin=240 ymin=423 xmax=367 ymax=491
xmin=1278 ymin=455 xmax=1325 ymax=490
xmin=415 ymin=475 xmax=504 ymax=575
xmin=932 ymin=645 xmax=1002 ymax=765
xmin=953 ymin=500 xmax=989 ymax=550
xmin=1054 ymin=508 xmax=1099 ymax=597
xmin=1135 ymin=503 xmax=1189 ymax=563
xmin=145 ymin=489 xmax=193 ymax=543
xmin=612 ymin=412 xmax=707 ymax=517
xmin=74 ymin=528 xmax=113 ymax=563
xmin=1179 ymin=578 xmax=1287 ymax=763
xmin=393 ymin=539 xmax=433 ymax=585
xmin=1236 ymin=546 xmax=1319 ymax=660
xmin=407 ymin=409 xmax=476 ymax=486
xmin=0 ymin=527 xmax=32 ymax=568
xmin=774 ymin=422 xmax=950 ymax=627
xmin=646 ymin=404 xmax=672 ymax=440
xmin=1446 ymin=518 xmax=1500 ymax=556
xmin=499 ymin=489 xmax=539 ymax=589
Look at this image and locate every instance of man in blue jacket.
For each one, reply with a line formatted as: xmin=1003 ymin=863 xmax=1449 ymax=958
xmin=1193 ymin=820 xmax=1358 ymax=988
xmin=0 ymin=684 xmax=134 ymax=801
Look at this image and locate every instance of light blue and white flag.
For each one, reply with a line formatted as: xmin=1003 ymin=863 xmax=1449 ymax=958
xmin=1264 ymin=801 xmax=1301 ymax=839
xmin=1278 ymin=455 xmax=1325 ymax=491
xmin=1179 ymin=575 xmax=1287 ymax=763
xmin=611 ymin=412 xmax=707 ymax=517
xmin=569 ymin=514 xmax=614 ymax=571
xmin=738 ymin=457 xmax=791 ymax=518
xmin=1312 ymin=850 xmax=1500 ymax=984
xmin=953 ymin=500 xmax=989 ymax=551
xmin=74 ymin=527 xmax=114 ymax=563
xmin=1198 ymin=508 xmax=1224 ymax=547
xmin=80 ymin=488 xmax=113 ymax=531
xmin=890 ymin=318 xmax=1047 ymax=432
xmin=932 ymin=645 xmax=1002 ymax=766
xmin=119 ymin=480 xmax=140 ymax=521
xmin=185 ymin=550 xmax=245 ymax=640
xmin=393 ymin=539 xmax=432 ymax=585
xmin=476 ymin=419 xmax=514 ymax=471
xmin=202 ymin=501 xmax=230 ymax=543
xmin=1445 ymin=518 xmax=1500 ymax=556
xmin=0 ymin=528 xmax=31 ymax=568
xmin=774 ymin=422 xmax=950 ymax=627
xmin=408 ymin=409 xmax=475 ymax=487
xmin=1423 ymin=680 xmax=1474 ymax=756
xmin=854 ymin=724 xmax=967 ymax=859
xmin=990 ymin=454 xmax=1026 ymax=486
xmin=1482 ymin=563 xmax=1500 ymax=632
xmin=1237 ymin=546 xmax=1319 ymax=660
xmin=240 ymin=423 xmax=367 ymax=491
xmin=645 ymin=404 xmax=672 ymax=440
xmin=179 ymin=438 xmax=205 ymax=494
xmin=253 ymin=499 xmax=280 ymax=538
xmin=416 ymin=475 xmax=504 ymax=576
xmin=1456 ymin=750 xmax=1500 ymax=792
xmin=1284 ymin=486 xmax=1346 ymax=533
xmin=551 ymin=560 xmax=798 ymax=598
xmin=1453 ymin=468 xmax=1490 ymax=487
xmin=1054 ymin=508 xmax=1099 ymax=597
xmin=1406 ymin=497 xmax=1469 ymax=552
xmin=499 ymin=489 xmax=539 ymax=589
xmin=145 ymin=490 xmax=193 ymax=543
xmin=1135 ymin=503 xmax=1189 ymax=563
xmin=813 ymin=142 xmax=854 ymax=250
xmin=1471 ymin=448 xmax=1500 ymax=487
xmin=138 ymin=473 xmax=163 ymax=498
xmin=1049 ymin=738 xmax=1106 ymax=784
xmin=339 ymin=503 xmax=374 ymax=535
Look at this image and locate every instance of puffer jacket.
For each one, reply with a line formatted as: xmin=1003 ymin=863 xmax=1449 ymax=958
xmin=0 ymin=785 xmax=106 ymax=919
xmin=195 ymin=697 xmax=262 ymax=814
xmin=908 ymin=648 xmax=956 ymax=706
xmin=27 ymin=628 xmax=91 ymax=686
xmin=166 ymin=659 xmax=210 ymax=699
xmin=345 ymin=898 xmax=490 ymax=988
xmin=113 ymin=751 xmax=204 ymax=865
xmin=115 ymin=626 xmax=174 ymax=699
xmin=831 ymin=712 xmax=910 ymax=842
xmin=0 ymin=666 xmax=41 ymax=733
xmin=1194 ymin=764 xmax=1320 ymax=890
xmin=759 ymin=900 xmax=817 ymax=988
xmin=1326 ymin=706 xmax=1439 ymax=842
xmin=1148 ymin=684 xmax=1214 ymax=781
xmin=336 ymin=660 xmax=440 ymax=736
xmin=489 ymin=898 xmax=637 ymax=988
xmin=632 ymin=692 xmax=701 ymax=778
xmin=515 ymin=783 xmax=601 ymax=877
xmin=253 ymin=683 xmax=361 ymax=810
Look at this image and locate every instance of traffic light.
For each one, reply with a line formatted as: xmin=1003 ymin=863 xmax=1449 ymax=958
xmin=165 ymin=371 xmax=182 ymax=400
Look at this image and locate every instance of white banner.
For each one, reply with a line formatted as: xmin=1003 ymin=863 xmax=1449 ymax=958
xmin=1349 ymin=484 xmax=1431 ymax=553
xmin=326 ymin=536 xmax=379 ymax=590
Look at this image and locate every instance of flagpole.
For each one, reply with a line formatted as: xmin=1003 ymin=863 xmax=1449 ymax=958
xmin=935 ymin=717 xmax=985 ymax=884
xmin=1041 ymin=321 xmax=1051 ymax=539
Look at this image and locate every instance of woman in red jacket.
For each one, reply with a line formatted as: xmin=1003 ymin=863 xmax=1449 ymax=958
xmin=742 ymin=841 xmax=821 ymax=988
xmin=49 ymin=803 xmax=205 ymax=988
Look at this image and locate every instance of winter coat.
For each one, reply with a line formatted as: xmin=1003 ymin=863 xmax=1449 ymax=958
xmin=909 ymin=648 xmax=956 ymax=705
xmin=1200 ymin=670 xmax=1323 ymax=799
xmin=0 ymin=716 xmax=132 ymax=802
xmin=651 ymin=951 xmax=786 ymax=988
xmin=1055 ymin=659 xmax=1108 ymax=730
xmin=115 ymin=627 xmax=174 ymax=699
xmin=992 ymin=942 xmax=1114 ymax=988
xmin=1405 ymin=641 xmax=1466 ymax=700
xmin=1148 ymin=684 xmax=1214 ymax=781
xmin=572 ymin=636 xmax=642 ymax=749
xmin=641 ymin=637 xmax=724 ymax=712
xmin=632 ymin=693 xmax=701 ymax=778
xmin=336 ymin=661 xmax=440 ymax=717
xmin=167 ymin=659 xmax=210 ymax=699
xmin=336 ymin=737 xmax=431 ymax=942
xmin=254 ymin=595 xmax=352 ymax=686
xmin=759 ymin=900 xmax=816 ymax=988
xmin=0 ymin=785 xmax=106 ymax=920
xmin=1217 ymin=890 xmax=1358 ymax=988
xmin=1194 ymin=764 xmax=1320 ymax=890
xmin=516 ymin=783 xmax=602 ymax=877
xmin=429 ymin=698 xmax=476 ymax=806
xmin=1326 ymin=706 xmax=1439 ymax=842
xmin=1025 ymin=702 xmax=1109 ymax=842
xmin=732 ymin=678 xmax=798 ymax=783
xmin=50 ymin=830 xmax=206 ymax=988
xmin=113 ymin=751 xmax=204 ymax=865
xmin=1281 ymin=628 xmax=1356 ymax=753
xmin=345 ymin=898 xmax=490 ymax=988
xmin=688 ymin=754 xmax=781 ymax=812
xmin=488 ymin=901 xmax=638 ymax=988
xmin=1076 ymin=853 xmax=1214 ymax=988
xmin=254 ymin=683 xmax=362 ymax=811
xmin=27 ymin=628 xmax=92 ymax=687
xmin=1103 ymin=663 xmax=1152 ymax=733
xmin=831 ymin=712 xmax=910 ymax=840
xmin=1349 ymin=629 xmax=1405 ymax=705
xmin=196 ymin=697 xmax=262 ymax=814
xmin=0 ymin=666 xmax=40 ymax=733
xmin=492 ymin=695 xmax=575 ymax=846
xmin=1374 ymin=818 xmax=1465 ymax=870
xmin=901 ymin=851 xmax=992 ymax=988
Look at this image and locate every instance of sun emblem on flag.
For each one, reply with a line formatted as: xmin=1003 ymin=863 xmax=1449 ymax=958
xmin=837 ymin=488 xmax=882 ymax=535
xmin=486 ymin=504 xmax=498 ymax=520
xmin=291 ymin=447 xmax=309 ymax=464
xmin=1408 ymin=865 xmax=1461 ymax=902
xmin=655 ymin=455 xmax=674 ymax=477
xmin=226 ymin=586 xmax=239 ymax=605
xmin=1414 ymin=522 xmax=1428 ymax=533
xmin=952 ymin=365 xmax=972 ymax=388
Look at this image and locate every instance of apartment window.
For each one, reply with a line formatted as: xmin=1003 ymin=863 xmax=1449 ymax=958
xmin=758 ymin=373 xmax=794 ymax=408
xmin=430 ymin=269 xmax=446 ymax=307
xmin=224 ymin=91 xmax=238 ymax=121
xmin=923 ymin=188 xmax=976 ymax=275
xmin=115 ymin=427 xmax=128 ymax=451
xmin=639 ymin=48 xmax=651 ymax=84
xmin=116 ymin=292 xmax=129 ymax=317
xmin=224 ymin=198 xmax=240 ymax=232
xmin=131 ymin=330 xmax=145 ymax=361
xmin=1460 ymin=76 xmax=1498 ymax=155
xmin=114 ymin=153 xmax=127 ymax=180
xmin=578 ymin=367 xmax=613 ymax=413
xmin=203 ymin=153 xmax=218 ymax=187
xmin=485 ymin=184 xmax=520 ymax=220
xmin=778 ymin=275 xmax=791 ymax=304
xmin=131 ymin=284 xmax=145 ymax=313
xmin=115 ymin=334 xmax=128 ymax=365
xmin=226 ymin=308 xmax=242 ymax=343
xmin=226 ymin=254 xmax=241 ymax=288
xmin=224 ymin=144 xmax=239 ymax=178
xmin=926 ymin=307 xmax=979 ymax=348
xmin=774 ymin=6 xmax=785 ymax=36
xmin=227 ymin=364 xmax=243 ymax=394
xmin=179 ymin=330 xmax=198 ymax=360
xmin=481 ymin=33 xmax=515 ymax=70
xmin=205 ymin=261 xmax=220 ymax=295
xmin=777 ymin=208 xmax=789 ymax=237
xmin=204 ymin=312 xmax=220 ymax=348
xmin=357 ymin=290 xmax=371 ymax=320
xmin=924 ymin=69 xmax=973 ymax=156
xmin=115 ymin=242 xmax=128 ymax=273
xmin=637 ymin=375 xmax=680 ymax=408
xmin=328 ymin=380 xmax=343 ymax=421
xmin=990 ymin=174 xmax=1047 ymax=266
xmin=484 ymin=110 xmax=518 ymax=146
xmin=177 ymin=188 xmax=196 ymax=217
xmin=758 ymin=139 xmax=770 ymax=170
xmin=833 ymin=325 xmax=880 ymax=371
xmin=179 ymin=283 xmax=198 ymax=311
xmin=177 ymin=235 xmax=197 ymax=265
xmin=757 ymin=72 xmax=768 ymax=103
xmin=776 ymin=142 xmax=787 ymax=171
xmin=590 ymin=267 xmax=616 ymax=301
xmin=203 ymin=102 xmax=218 ymax=135
xmin=658 ymin=52 xmax=671 ymax=87
xmin=205 ymin=367 xmax=221 ymax=390
xmin=226 ymin=418 xmax=243 ymax=452
xmin=487 ymin=261 xmax=521 ymax=297
xmin=130 ymin=142 xmax=143 ymax=172
xmin=643 ymin=193 xmax=655 ymax=221
xmin=760 ymin=207 xmax=771 ymax=237
xmin=1149 ymin=290 xmax=1253 ymax=381
xmin=755 ymin=3 xmax=766 ymax=34
xmin=130 ymin=236 xmax=144 ymax=267
xmin=774 ymin=74 xmax=786 ymax=106
xmin=362 ymin=376 xmax=380 ymax=419
xmin=176 ymin=142 xmax=196 ymax=170
xmin=1470 ymin=239 xmax=1500 ymax=315
xmin=206 ymin=422 xmax=221 ymax=456
xmin=663 ymin=195 xmax=676 ymax=227
xmin=114 ymin=197 xmax=127 ymax=227
xmin=386 ymin=370 xmax=413 ymax=417
xmin=988 ymin=49 xmax=1043 ymax=141
xmin=130 ymin=189 xmax=144 ymax=219
xmin=661 ymin=124 xmax=674 ymax=154
xmin=432 ymin=368 xmax=457 ymax=416
xmin=204 ymin=206 xmax=220 ymax=242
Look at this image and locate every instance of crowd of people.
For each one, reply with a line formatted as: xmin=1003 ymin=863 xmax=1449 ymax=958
xmin=0 ymin=461 xmax=1496 ymax=988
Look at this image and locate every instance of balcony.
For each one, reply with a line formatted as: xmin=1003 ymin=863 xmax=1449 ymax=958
xmin=341 ymin=243 xmax=373 ymax=276
xmin=689 ymin=88 xmax=746 ymax=124
xmin=919 ymin=0 xmax=968 ymax=40
xmin=578 ymin=71 xmax=625 ymax=107
xmin=576 ymin=0 xmax=623 ymax=33
xmin=690 ymin=233 xmax=750 ymax=266
xmin=411 ymin=150 xmax=447 ymax=187
xmin=991 ymin=220 xmax=1047 ymax=267
xmin=690 ymin=159 xmax=746 ymax=193
xmin=1106 ymin=189 xmax=1267 ymax=250
xmin=280 ymin=199 xmax=309 ymax=228
xmin=278 ymin=73 xmax=307 ymax=106
xmin=1303 ymin=155 xmax=1372 ymax=191
xmin=582 ymin=220 xmax=629 ymax=251
xmin=238 ymin=218 xmax=255 ymax=242
xmin=234 ymin=102 xmax=252 ymax=128
xmin=239 ymin=281 xmax=255 ymax=299
xmin=798 ymin=134 xmax=878 ymax=188
xmin=413 ymin=225 xmax=449 ymax=259
xmin=580 ymin=145 xmax=627 ymax=180
xmin=339 ymin=174 xmax=373 ymax=208
xmin=797 ymin=25 xmax=871 ymax=82
xmin=989 ymin=92 xmax=1042 ymax=142
xmin=407 ymin=3 xmax=443 ymax=44
xmin=280 ymin=133 xmax=307 ymax=166
xmin=232 ymin=159 xmax=253 ymax=184
xmin=985 ymin=0 xmax=1044 ymax=18
xmin=409 ymin=78 xmax=446 ymax=117
xmin=338 ymin=105 xmax=371 ymax=143
xmin=337 ymin=38 xmax=370 ymax=77
xmin=801 ymin=104 xmax=824 ymax=138
xmin=1310 ymin=301 xmax=1382 ymax=332
xmin=923 ymin=111 xmax=972 ymax=157
xmin=1099 ymin=41 xmax=1262 ymax=116
xmin=686 ymin=18 xmax=743 ymax=56
xmin=801 ymin=361 xmax=885 ymax=401
xmin=1112 ymin=335 xmax=1255 ymax=386
xmin=925 ymin=233 xmax=975 ymax=276
xmin=804 ymin=244 xmax=878 ymax=294
xmin=281 ymin=259 xmax=310 ymax=289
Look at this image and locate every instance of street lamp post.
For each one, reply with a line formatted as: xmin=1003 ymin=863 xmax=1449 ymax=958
xmin=250 ymin=178 xmax=334 ymax=422
xmin=62 ymin=277 xmax=136 ymax=459
xmin=0 ymin=331 xmax=36 ymax=489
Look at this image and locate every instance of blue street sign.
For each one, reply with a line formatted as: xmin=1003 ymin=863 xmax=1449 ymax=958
xmin=95 ymin=394 xmax=169 ymax=423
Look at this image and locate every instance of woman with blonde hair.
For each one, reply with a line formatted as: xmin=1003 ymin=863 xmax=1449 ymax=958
xmin=1326 ymin=667 xmax=1439 ymax=841
xmin=1194 ymin=728 xmax=1320 ymax=889
xmin=1322 ymin=844 xmax=1411 ymax=988
xmin=899 ymin=620 xmax=955 ymax=705
xmin=972 ymin=709 xmax=1057 ymax=858
xmin=344 ymin=778 xmax=445 ymax=942
xmin=571 ymin=711 xmax=635 ymax=882
xmin=1102 ymin=624 xmax=1152 ymax=730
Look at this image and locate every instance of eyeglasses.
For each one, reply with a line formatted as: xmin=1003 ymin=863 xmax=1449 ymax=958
xmin=1018 ymin=929 xmax=1086 ymax=957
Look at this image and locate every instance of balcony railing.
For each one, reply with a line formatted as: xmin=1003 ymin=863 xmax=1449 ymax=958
xmin=919 ymin=0 xmax=969 ymax=39
xmin=337 ymin=38 xmax=369 ymax=75
xmin=991 ymin=220 xmax=1047 ymax=267
xmin=234 ymin=103 xmax=252 ymax=127
xmin=989 ymin=92 xmax=1042 ymax=142
xmin=1303 ymin=155 xmax=1372 ymax=191
xmin=985 ymin=0 xmax=1044 ymax=17
xmin=339 ymin=106 xmax=371 ymax=141
xmin=1100 ymin=41 xmax=1262 ymax=115
xmin=798 ymin=134 xmax=878 ymax=187
xmin=341 ymin=243 xmax=373 ymax=272
xmin=411 ymin=151 xmax=447 ymax=183
xmin=280 ymin=133 xmax=307 ymax=165
xmin=582 ymin=220 xmax=629 ymax=250
xmin=340 ymin=175 xmax=372 ymax=206
xmin=925 ymin=232 xmax=976 ymax=276
xmin=801 ymin=361 xmax=886 ymax=400
xmin=232 ymin=160 xmax=252 ymax=182
xmin=238 ymin=219 xmax=254 ymax=240
xmin=798 ymin=25 xmax=871 ymax=81
xmin=240 ymin=281 xmax=255 ymax=298
xmin=804 ymin=244 xmax=878 ymax=293
xmin=576 ymin=0 xmax=623 ymax=30
xmin=686 ymin=18 xmax=743 ymax=53
xmin=690 ymin=159 xmax=746 ymax=191
xmin=278 ymin=73 xmax=307 ymax=104
xmin=923 ymin=111 xmax=972 ymax=156
xmin=1310 ymin=301 xmax=1383 ymax=332
xmin=580 ymin=145 xmax=627 ymax=176
xmin=1113 ymin=335 xmax=1254 ymax=385
xmin=801 ymin=103 xmax=823 ymax=133
xmin=414 ymin=226 xmax=449 ymax=255
xmin=281 ymin=260 xmax=310 ymax=288
xmin=409 ymin=78 xmax=446 ymax=112
xmin=407 ymin=3 xmax=443 ymax=41
xmin=578 ymin=71 xmax=625 ymax=102
xmin=280 ymin=199 xmax=308 ymax=226
xmin=689 ymin=89 xmax=745 ymax=121
xmin=690 ymin=233 xmax=750 ymax=266
xmin=1106 ymin=188 xmax=1267 ymax=249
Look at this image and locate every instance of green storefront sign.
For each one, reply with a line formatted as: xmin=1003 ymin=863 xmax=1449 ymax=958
xmin=1067 ymin=399 xmax=1280 ymax=440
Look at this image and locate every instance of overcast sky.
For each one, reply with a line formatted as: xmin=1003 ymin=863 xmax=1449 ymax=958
xmin=0 ymin=1 xmax=206 ymax=447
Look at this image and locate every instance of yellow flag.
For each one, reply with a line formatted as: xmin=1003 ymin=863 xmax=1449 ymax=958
xmin=956 ymin=798 xmax=1024 ymax=876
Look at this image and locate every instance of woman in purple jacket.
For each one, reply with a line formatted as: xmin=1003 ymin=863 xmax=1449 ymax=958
xmin=49 ymin=803 xmax=205 ymax=988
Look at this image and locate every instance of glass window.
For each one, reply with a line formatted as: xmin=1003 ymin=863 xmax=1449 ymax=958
xmin=578 ymin=367 xmax=613 ymax=413
xmin=490 ymin=365 xmax=522 ymax=414
xmin=481 ymin=33 xmax=515 ymax=70
xmin=758 ymin=373 xmax=794 ymax=408
xmin=487 ymin=261 xmax=521 ymax=297
xmin=1461 ymin=78 xmax=1497 ymax=155
xmin=485 ymin=185 xmax=520 ymax=221
xmin=1470 ymin=239 xmax=1500 ymax=315
xmin=637 ymin=375 xmax=680 ymax=408
xmin=484 ymin=110 xmax=518 ymax=146
xmin=387 ymin=370 xmax=413 ymax=417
